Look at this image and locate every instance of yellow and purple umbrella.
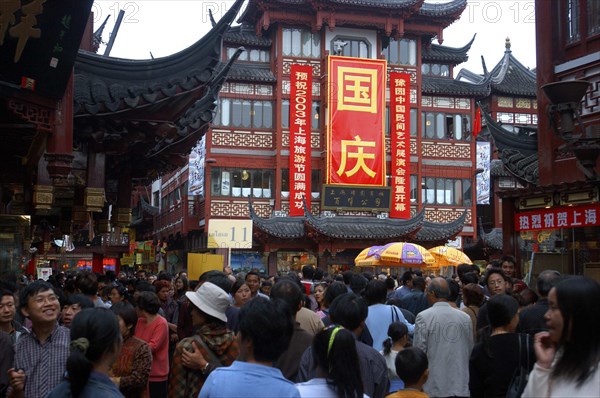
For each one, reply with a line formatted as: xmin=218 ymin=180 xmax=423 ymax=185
xmin=428 ymin=246 xmax=472 ymax=268
xmin=355 ymin=242 xmax=435 ymax=267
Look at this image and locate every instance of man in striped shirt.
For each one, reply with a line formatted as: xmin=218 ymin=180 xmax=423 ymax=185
xmin=7 ymin=281 xmax=70 ymax=398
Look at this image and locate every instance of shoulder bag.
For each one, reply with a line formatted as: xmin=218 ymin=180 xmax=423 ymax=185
xmin=506 ymin=333 xmax=531 ymax=398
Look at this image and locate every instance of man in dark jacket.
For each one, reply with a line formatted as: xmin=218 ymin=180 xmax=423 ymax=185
xmin=517 ymin=270 xmax=561 ymax=335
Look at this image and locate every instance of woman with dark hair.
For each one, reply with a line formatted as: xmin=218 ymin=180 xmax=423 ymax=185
xmin=320 ymin=282 xmax=348 ymax=327
xmin=231 ymin=279 xmax=251 ymax=308
xmin=312 ymin=282 xmax=327 ymax=315
xmin=295 ymin=326 xmax=366 ymax=398
xmin=469 ymin=294 xmax=534 ymax=398
xmin=461 ymin=283 xmax=485 ymax=338
xmin=173 ymin=277 xmax=189 ymax=302
xmin=523 ymin=276 xmax=600 ymax=397
xmin=110 ymin=302 xmax=152 ymax=398
xmin=47 ymin=308 xmax=123 ymax=398
xmin=381 ymin=322 xmax=408 ymax=393
xmin=109 ymin=285 xmax=130 ymax=306
xmin=134 ymin=291 xmax=169 ymax=398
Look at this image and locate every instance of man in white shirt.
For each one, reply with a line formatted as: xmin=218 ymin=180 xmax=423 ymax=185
xmin=413 ymin=278 xmax=473 ymax=398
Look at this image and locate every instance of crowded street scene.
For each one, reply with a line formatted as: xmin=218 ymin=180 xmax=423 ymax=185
xmin=1 ymin=0 xmax=599 ymax=397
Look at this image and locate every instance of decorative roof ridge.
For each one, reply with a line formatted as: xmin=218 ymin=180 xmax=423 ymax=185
xmin=455 ymin=68 xmax=485 ymax=84
xmin=168 ymin=48 xmax=245 ymax=140
xmin=418 ymin=0 xmax=468 ymax=16
xmin=248 ymin=198 xmax=306 ymax=239
xmin=303 ymin=206 xmax=426 ymax=239
xmin=429 ymin=33 xmax=476 ymax=54
xmin=422 ymin=75 xmax=490 ymax=97
xmin=323 ymin=0 xmax=424 ymax=10
xmin=481 ymin=109 xmax=538 ymax=153
xmin=74 ymin=0 xmax=243 ymax=79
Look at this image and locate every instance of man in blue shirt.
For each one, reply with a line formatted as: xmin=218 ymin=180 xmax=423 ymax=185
xmin=199 ymin=297 xmax=299 ymax=398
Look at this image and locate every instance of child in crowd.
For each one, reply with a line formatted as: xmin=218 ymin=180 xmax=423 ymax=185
xmin=386 ymin=347 xmax=429 ymax=398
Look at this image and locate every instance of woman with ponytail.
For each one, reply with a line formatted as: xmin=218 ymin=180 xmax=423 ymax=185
xmin=296 ymin=325 xmax=367 ymax=398
xmin=381 ymin=322 xmax=409 ymax=393
xmin=47 ymin=308 xmax=124 ymax=398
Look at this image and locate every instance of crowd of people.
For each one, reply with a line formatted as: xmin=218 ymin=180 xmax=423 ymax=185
xmin=0 ymin=256 xmax=598 ymax=398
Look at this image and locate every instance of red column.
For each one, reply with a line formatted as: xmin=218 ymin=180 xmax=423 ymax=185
xmin=45 ymin=72 xmax=74 ymax=184
xmin=92 ymin=252 xmax=103 ymax=274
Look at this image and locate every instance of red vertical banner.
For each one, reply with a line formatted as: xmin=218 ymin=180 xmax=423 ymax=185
xmin=389 ymin=72 xmax=411 ymax=219
xmin=327 ymin=56 xmax=387 ymax=186
xmin=289 ymin=64 xmax=313 ymax=216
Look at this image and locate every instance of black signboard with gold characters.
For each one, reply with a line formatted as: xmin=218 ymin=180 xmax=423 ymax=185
xmin=322 ymin=184 xmax=391 ymax=211
xmin=0 ymin=0 xmax=94 ymax=99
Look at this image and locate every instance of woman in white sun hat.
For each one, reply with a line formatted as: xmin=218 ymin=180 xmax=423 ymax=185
xmin=168 ymin=282 xmax=240 ymax=398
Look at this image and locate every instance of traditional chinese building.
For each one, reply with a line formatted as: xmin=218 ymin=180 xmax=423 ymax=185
xmin=0 ymin=1 xmax=244 ymax=275
xmin=488 ymin=0 xmax=600 ymax=279
xmin=148 ymin=0 xmax=491 ymax=275
xmin=456 ymin=38 xmax=538 ymax=262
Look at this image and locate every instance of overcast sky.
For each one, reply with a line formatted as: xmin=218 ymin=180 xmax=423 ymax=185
xmin=92 ymin=0 xmax=536 ymax=75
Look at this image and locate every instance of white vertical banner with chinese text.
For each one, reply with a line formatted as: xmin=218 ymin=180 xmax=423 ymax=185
xmin=289 ymin=64 xmax=313 ymax=216
xmin=476 ymin=141 xmax=490 ymax=204
xmin=389 ymin=72 xmax=411 ymax=219
xmin=188 ymin=135 xmax=206 ymax=196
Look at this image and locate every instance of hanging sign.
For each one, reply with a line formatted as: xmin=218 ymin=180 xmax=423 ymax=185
xmin=327 ymin=56 xmax=386 ymax=186
xmin=289 ymin=64 xmax=313 ymax=216
xmin=389 ymin=72 xmax=411 ymax=218
xmin=515 ymin=204 xmax=600 ymax=231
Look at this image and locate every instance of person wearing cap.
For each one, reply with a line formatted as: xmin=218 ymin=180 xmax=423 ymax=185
xmin=168 ymin=282 xmax=239 ymax=398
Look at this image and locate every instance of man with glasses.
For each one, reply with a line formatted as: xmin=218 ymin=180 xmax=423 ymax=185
xmin=476 ymin=268 xmax=510 ymax=332
xmin=7 ymin=281 xmax=70 ymax=398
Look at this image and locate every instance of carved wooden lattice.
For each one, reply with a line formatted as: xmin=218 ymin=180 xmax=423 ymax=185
xmin=282 ymin=60 xmax=321 ymax=76
xmin=425 ymin=208 xmax=472 ymax=225
xmin=8 ymin=99 xmax=54 ymax=131
xmin=212 ymin=130 xmax=273 ymax=148
xmin=421 ymin=142 xmax=471 ymax=158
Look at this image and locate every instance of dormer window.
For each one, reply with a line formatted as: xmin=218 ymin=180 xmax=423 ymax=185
xmin=422 ymin=63 xmax=449 ymax=77
xmin=381 ymin=38 xmax=417 ymax=66
xmin=282 ymin=28 xmax=321 ymax=58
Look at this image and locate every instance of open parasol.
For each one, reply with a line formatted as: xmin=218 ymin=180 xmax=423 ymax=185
xmin=355 ymin=242 xmax=435 ymax=267
xmin=428 ymin=246 xmax=472 ymax=268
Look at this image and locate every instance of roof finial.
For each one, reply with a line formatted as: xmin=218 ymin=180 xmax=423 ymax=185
xmin=505 ymin=37 xmax=511 ymax=52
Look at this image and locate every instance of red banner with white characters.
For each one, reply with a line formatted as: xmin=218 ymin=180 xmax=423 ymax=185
xmin=389 ymin=72 xmax=411 ymax=219
xmin=289 ymin=64 xmax=313 ymax=216
xmin=327 ymin=56 xmax=386 ymax=186
xmin=515 ymin=204 xmax=600 ymax=231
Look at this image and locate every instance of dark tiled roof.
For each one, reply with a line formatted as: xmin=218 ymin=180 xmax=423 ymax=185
xmin=224 ymin=24 xmax=272 ymax=47
xmin=488 ymin=52 xmax=536 ymax=96
xmin=73 ymin=0 xmax=244 ymax=116
xmin=490 ymin=159 xmax=511 ymax=177
xmin=422 ymin=34 xmax=475 ymax=64
xmin=322 ymin=0 xmax=421 ymax=9
xmin=414 ymin=210 xmax=467 ymax=242
xmin=249 ymin=200 xmax=306 ymax=238
xmin=227 ymin=64 xmax=277 ymax=82
xmin=417 ymin=0 xmax=468 ymax=16
xmin=304 ymin=208 xmax=425 ymax=240
xmin=483 ymin=111 xmax=539 ymax=185
xmin=481 ymin=227 xmax=503 ymax=250
xmin=422 ymin=76 xmax=490 ymax=97
xmin=458 ymin=40 xmax=536 ymax=96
